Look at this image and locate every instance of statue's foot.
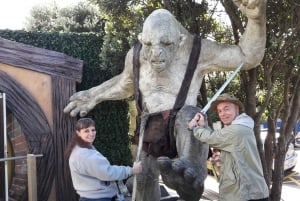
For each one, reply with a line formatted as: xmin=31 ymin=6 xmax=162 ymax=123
xmin=157 ymin=156 xmax=205 ymax=201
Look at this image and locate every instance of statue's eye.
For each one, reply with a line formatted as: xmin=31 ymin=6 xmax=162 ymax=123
xmin=161 ymin=41 xmax=173 ymax=46
xmin=143 ymin=41 xmax=151 ymax=47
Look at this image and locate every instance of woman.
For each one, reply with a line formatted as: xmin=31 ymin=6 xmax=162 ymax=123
xmin=65 ymin=118 xmax=142 ymax=201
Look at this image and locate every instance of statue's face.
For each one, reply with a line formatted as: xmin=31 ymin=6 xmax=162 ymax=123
xmin=139 ymin=10 xmax=181 ymax=73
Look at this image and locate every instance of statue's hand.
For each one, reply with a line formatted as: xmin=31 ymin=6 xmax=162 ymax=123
xmin=233 ymin=0 xmax=266 ymax=20
xmin=63 ymin=90 xmax=96 ymax=117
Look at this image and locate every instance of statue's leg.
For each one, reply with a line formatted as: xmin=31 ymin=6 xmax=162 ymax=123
xmin=157 ymin=105 xmax=209 ymax=201
xmin=134 ymin=150 xmax=161 ymax=201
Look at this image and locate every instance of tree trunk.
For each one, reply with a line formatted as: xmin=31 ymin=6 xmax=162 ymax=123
xmin=270 ymin=139 xmax=286 ymax=201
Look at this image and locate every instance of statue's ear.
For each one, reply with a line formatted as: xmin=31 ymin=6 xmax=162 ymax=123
xmin=179 ymin=34 xmax=187 ymax=47
xmin=138 ymin=33 xmax=142 ymax=43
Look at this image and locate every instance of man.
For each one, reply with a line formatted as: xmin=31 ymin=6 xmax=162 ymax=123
xmin=188 ymin=93 xmax=269 ymax=201
xmin=64 ymin=1 xmax=266 ymax=200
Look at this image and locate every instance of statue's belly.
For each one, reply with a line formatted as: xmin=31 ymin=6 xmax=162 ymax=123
xmin=142 ymin=91 xmax=197 ymax=113
xmin=138 ymin=70 xmax=201 ymax=113
xmin=143 ymin=93 xmax=175 ymax=113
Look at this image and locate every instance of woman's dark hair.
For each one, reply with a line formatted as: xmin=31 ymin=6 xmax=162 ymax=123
xmin=75 ymin=118 xmax=95 ymax=132
xmin=64 ymin=118 xmax=96 ymax=160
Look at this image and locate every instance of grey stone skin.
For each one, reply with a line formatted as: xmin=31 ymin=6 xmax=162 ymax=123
xmin=157 ymin=105 xmax=209 ymax=201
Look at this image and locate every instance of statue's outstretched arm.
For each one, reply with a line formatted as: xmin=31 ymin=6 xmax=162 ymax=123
xmin=236 ymin=0 xmax=267 ymax=68
xmin=199 ymin=0 xmax=266 ymax=73
xmin=64 ymin=49 xmax=135 ymax=117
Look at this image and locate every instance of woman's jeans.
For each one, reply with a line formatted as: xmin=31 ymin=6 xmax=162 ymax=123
xmin=79 ymin=197 xmax=112 ymax=201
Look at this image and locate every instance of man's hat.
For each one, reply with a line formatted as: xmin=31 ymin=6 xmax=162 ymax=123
xmin=211 ymin=93 xmax=244 ymax=111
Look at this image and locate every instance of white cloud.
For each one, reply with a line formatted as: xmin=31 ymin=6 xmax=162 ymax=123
xmin=0 ymin=0 xmax=83 ymax=30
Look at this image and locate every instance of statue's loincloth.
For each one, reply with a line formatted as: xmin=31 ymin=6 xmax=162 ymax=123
xmin=132 ymin=110 xmax=177 ymax=158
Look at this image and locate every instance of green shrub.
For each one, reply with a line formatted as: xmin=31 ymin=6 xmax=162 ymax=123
xmin=0 ymin=30 xmax=132 ymax=165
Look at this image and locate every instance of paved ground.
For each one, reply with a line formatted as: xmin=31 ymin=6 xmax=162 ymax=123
xmin=281 ymin=148 xmax=300 ymax=201
xmin=160 ymin=148 xmax=300 ymax=201
xmin=159 ymin=174 xmax=219 ymax=201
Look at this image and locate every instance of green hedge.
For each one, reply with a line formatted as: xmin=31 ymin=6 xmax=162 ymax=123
xmin=0 ymin=30 xmax=132 ymax=165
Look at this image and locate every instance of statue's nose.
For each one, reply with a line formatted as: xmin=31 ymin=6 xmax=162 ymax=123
xmin=151 ymin=47 xmax=162 ymax=57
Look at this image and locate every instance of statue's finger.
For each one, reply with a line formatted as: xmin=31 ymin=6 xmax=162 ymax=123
xmin=79 ymin=110 xmax=88 ymax=117
xmin=69 ymin=93 xmax=81 ymax=101
xmin=70 ymin=107 xmax=83 ymax=117
xmin=69 ymin=90 xmax=87 ymax=101
xmin=86 ymin=101 xmax=96 ymax=112
xmin=63 ymin=102 xmax=76 ymax=113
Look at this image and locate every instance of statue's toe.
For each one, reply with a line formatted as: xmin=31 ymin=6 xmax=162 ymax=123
xmin=192 ymin=177 xmax=203 ymax=190
xmin=158 ymin=157 xmax=205 ymax=201
xmin=157 ymin=156 xmax=172 ymax=173
xmin=172 ymin=159 xmax=185 ymax=173
xmin=183 ymin=167 xmax=197 ymax=183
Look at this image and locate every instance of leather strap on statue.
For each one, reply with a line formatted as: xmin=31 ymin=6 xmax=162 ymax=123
xmin=132 ymin=42 xmax=143 ymax=141
xmin=172 ymin=36 xmax=201 ymax=112
xmin=132 ymin=36 xmax=202 ymax=158
xmin=168 ymin=36 xmax=202 ymax=154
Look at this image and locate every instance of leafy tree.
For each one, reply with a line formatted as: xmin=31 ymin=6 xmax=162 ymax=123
xmin=90 ymin=0 xmax=223 ymax=73
xmin=25 ymin=1 xmax=104 ymax=33
xmin=259 ymin=1 xmax=299 ymax=200
xmin=219 ymin=1 xmax=300 ymax=200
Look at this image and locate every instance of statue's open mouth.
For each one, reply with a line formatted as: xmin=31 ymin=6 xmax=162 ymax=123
xmin=151 ymin=60 xmax=166 ymax=72
xmin=152 ymin=64 xmax=166 ymax=72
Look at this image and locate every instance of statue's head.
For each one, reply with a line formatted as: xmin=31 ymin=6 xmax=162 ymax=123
xmin=138 ymin=9 xmax=187 ymax=73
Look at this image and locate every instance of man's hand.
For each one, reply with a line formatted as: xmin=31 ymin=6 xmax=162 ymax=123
xmin=233 ymin=0 xmax=267 ymax=20
xmin=187 ymin=112 xmax=207 ymax=130
xmin=63 ymin=90 xmax=96 ymax=117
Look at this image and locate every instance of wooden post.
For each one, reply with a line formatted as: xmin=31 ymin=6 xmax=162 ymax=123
xmin=27 ymin=154 xmax=37 ymax=201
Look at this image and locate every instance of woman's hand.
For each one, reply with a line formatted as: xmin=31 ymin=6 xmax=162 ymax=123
xmin=132 ymin=161 xmax=142 ymax=174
